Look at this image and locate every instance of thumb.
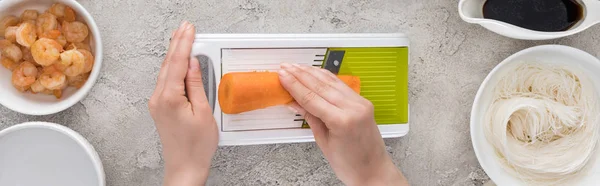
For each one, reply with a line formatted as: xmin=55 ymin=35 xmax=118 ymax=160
xmin=185 ymin=57 xmax=210 ymax=112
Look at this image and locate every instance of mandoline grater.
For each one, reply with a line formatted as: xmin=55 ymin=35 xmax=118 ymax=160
xmin=191 ymin=34 xmax=409 ymax=146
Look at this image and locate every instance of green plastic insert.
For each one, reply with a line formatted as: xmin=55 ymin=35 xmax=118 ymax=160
xmin=336 ymin=47 xmax=409 ymax=124
xmin=303 ymin=47 xmax=409 ymax=127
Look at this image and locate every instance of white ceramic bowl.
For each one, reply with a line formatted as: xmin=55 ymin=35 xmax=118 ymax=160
xmin=471 ymin=45 xmax=600 ymax=185
xmin=458 ymin=0 xmax=600 ymax=40
xmin=0 ymin=0 xmax=102 ymax=115
xmin=0 ymin=122 xmax=105 ymax=186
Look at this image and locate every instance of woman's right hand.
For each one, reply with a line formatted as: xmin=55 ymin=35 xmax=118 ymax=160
xmin=278 ymin=63 xmax=409 ymax=186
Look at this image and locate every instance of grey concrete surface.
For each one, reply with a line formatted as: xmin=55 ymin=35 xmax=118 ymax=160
xmin=2 ymin=0 xmax=600 ymax=185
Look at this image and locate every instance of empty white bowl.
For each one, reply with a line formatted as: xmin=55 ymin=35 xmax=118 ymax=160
xmin=471 ymin=45 xmax=600 ymax=185
xmin=0 ymin=122 xmax=105 ymax=186
xmin=0 ymin=0 xmax=103 ymax=115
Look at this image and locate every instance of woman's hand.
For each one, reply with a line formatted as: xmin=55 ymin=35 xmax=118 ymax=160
xmin=148 ymin=21 xmax=218 ymax=186
xmin=279 ymin=63 xmax=408 ymax=186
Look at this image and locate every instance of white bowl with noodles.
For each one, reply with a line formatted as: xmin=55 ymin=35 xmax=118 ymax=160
xmin=471 ymin=45 xmax=600 ymax=185
xmin=0 ymin=0 xmax=102 ymax=115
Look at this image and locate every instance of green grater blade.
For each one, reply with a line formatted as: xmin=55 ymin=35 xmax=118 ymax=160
xmin=303 ymin=47 xmax=409 ymax=127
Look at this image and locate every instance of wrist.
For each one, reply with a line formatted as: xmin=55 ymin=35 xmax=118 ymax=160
xmin=164 ymin=165 xmax=209 ymax=186
xmin=352 ymin=157 xmax=408 ymax=186
xmin=368 ymin=162 xmax=408 ymax=186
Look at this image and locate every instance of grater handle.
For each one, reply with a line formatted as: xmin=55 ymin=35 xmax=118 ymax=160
xmin=191 ymin=43 xmax=221 ymax=114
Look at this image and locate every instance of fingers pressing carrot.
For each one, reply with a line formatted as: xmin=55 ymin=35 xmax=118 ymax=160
xmin=218 ymin=71 xmax=360 ymax=114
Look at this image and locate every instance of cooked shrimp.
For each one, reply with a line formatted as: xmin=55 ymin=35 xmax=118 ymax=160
xmin=36 ymin=13 xmax=58 ymax=38
xmin=1 ymin=56 xmax=20 ymax=70
xmin=0 ymin=39 xmax=11 ymax=48
xmin=65 ymin=42 xmax=91 ymax=51
xmin=40 ymin=29 xmax=61 ymax=39
xmin=46 ymin=67 xmax=67 ymax=92
xmin=30 ymin=79 xmax=47 ymax=93
xmin=14 ymin=85 xmax=29 ymax=92
xmin=31 ymin=67 xmax=57 ymax=95
xmin=33 ymin=86 xmax=63 ymax=98
xmin=65 ymin=9 xmax=77 ymax=23
xmin=53 ymin=89 xmax=63 ymax=99
xmin=62 ymin=21 xmax=88 ymax=43
xmin=1 ymin=57 xmax=13 ymax=70
xmin=21 ymin=45 xmax=34 ymax=62
xmin=52 ymin=60 xmax=68 ymax=72
xmin=31 ymin=38 xmax=63 ymax=66
xmin=49 ymin=3 xmax=76 ymax=22
xmin=39 ymin=65 xmax=66 ymax=90
xmin=55 ymin=35 xmax=67 ymax=47
xmin=16 ymin=22 xmax=37 ymax=47
xmin=1 ymin=43 xmax=23 ymax=62
xmin=12 ymin=61 xmax=38 ymax=88
xmin=78 ymin=49 xmax=94 ymax=73
xmin=0 ymin=16 xmax=19 ymax=35
xmin=4 ymin=26 xmax=17 ymax=42
xmin=59 ymin=49 xmax=85 ymax=77
xmin=21 ymin=61 xmax=38 ymax=76
xmin=21 ymin=10 xmax=39 ymax=22
xmin=67 ymin=72 xmax=89 ymax=88
xmin=20 ymin=20 xmax=36 ymax=26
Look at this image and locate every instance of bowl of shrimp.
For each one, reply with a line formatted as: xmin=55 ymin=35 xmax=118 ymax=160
xmin=0 ymin=0 xmax=102 ymax=115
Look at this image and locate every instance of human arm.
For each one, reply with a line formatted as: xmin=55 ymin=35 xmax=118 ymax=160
xmin=148 ymin=21 xmax=219 ymax=186
xmin=278 ymin=63 xmax=409 ymax=186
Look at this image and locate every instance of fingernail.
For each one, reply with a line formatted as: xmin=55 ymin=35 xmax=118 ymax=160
xmin=185 ymin=23 xmax=194 ymax=30
xmin=281 ymin=63 xmax=292 ymax=69
xmin=180 ymin=21 xmax=188 ymax=29
xmin=292 ymin=63 xmax=300 ymax=68
xmin=278 ymin=69 xmax=289 ymax=76
xmin=297 ymin=64 xmax=309 ymax=70
xmin=189 ymin=59 xmax=200 ymax=71
xmin=286 ymin=105 xmax=299 ymax=114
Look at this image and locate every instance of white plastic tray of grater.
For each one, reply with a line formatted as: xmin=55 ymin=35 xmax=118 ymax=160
xmin=191 ymin=33 xmax=410 ymax=146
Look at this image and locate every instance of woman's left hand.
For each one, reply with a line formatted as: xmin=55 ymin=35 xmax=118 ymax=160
xmin=148 ymin=21 xmax=218 ymax=186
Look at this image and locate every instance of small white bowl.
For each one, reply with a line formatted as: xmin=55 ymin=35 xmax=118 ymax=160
xmin=0 ymin=0 xmax=103 ymax=115
xmin=458 ymin=0 xmax=600 ymax=40
xmin=0 ymin=122 xmax=105 ymax=186
xmin=471 ymin=45 xmax=600 ymax=185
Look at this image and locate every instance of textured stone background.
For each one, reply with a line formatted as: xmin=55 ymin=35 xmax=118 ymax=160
xmin=2 ymin=0 xmax=600 ymax=185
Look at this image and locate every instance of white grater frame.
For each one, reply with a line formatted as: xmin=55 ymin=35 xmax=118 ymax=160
xmin=191 ymin=34 xmax=410 ymax=146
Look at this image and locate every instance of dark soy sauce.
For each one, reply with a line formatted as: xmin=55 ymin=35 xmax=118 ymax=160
xmin=483 ymin=0 xmax=584 ymax=32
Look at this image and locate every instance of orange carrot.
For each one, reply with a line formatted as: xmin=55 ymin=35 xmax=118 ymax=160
xmin=218 ymin=72 xmax=361 ymax=114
